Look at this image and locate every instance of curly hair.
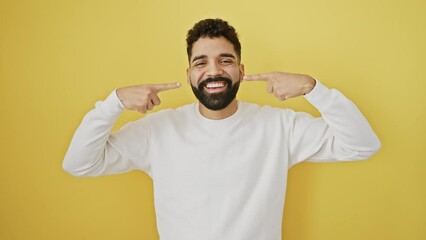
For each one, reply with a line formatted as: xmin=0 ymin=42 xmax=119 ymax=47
xmin=186 ymin=18 xmax=241 ymax=63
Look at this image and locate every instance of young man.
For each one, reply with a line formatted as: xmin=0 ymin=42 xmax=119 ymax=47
xmin=63 ymin=19 xmax=381 ymax=240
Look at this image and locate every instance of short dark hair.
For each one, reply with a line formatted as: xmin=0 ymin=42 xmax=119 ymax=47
xmin=186 ymin=18 xmax=241 ymax=63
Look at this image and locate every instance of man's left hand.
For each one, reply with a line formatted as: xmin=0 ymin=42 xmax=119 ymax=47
xmin=243 ymin=72 xmax=316 ymax=101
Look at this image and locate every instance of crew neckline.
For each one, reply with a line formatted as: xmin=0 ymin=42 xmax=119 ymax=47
xmin=194 ymin=101 xmax=242 ymax=123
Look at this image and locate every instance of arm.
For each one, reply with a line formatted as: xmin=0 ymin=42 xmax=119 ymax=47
xmin=244 ymin=72 xmax=381 ymax=166
xmin=288 ymin=80 xmax=381 ymax=166
xmin=62 ymin=83 xmax=181 ymax=177
xmin=63 ymin=90 xmax=133 ymax=177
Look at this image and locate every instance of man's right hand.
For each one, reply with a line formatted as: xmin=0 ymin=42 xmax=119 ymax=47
xmin=116 ymin=82 xmax=181 ymax=113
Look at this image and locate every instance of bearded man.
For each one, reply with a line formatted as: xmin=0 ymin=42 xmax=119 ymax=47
xmin=63 ymin=18 xmax=381 ymax=240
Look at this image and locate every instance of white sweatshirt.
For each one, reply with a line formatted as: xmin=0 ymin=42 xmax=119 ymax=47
xmin=63 ymin=81 xmax=381 ymax=240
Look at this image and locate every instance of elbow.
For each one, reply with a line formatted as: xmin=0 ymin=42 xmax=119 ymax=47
xmin=62 ymin=157 xmax=87 ymax=177
xmin=373 ymin=137 xmax=382 ymax=153
xmin=336 ymin=136 xmax=381 ymax=161
xmin=368 ymin=137 xmax=382 ymax=157
xmin=356 ymin=137 xmax=382 ymax=160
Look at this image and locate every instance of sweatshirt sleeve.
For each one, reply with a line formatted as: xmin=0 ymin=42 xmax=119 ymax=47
xmin=62 ymin=90 xmax=151 ymax=177
xmin=287 ymin=80 xmax=381 ymax=167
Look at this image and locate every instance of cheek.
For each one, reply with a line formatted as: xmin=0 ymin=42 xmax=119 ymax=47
xmin=188 ymin=71 xmax=201 ymax=85
xmin=229 ymin=68 xmax=241 ymax=81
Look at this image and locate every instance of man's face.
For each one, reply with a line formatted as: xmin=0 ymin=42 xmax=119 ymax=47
xmin=187 ymin=37 xmax=244 ymax=111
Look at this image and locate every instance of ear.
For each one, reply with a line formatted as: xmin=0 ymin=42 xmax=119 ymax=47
xmin=186 ymin=68 xmax=190 ymax=84
xmin=239 ymin=63 xmax=245 ymax=81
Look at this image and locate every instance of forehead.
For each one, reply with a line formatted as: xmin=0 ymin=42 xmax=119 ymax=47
xmin=191 ymin=37 xmax=237 ymax=60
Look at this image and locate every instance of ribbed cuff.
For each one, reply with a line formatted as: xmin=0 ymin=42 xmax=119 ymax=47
xmin=113 ymin=89 xmax=126 ymax=110
xmin=94 ymin=90 xmax=125 ymax=119
xmin=304 ymin=80 xmax=334 ymax=111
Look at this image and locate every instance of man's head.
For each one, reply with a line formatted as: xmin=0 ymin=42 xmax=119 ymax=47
xmin=186 ymin=19 xmax=244 ymax=111
xmin=186 ymin=18 xmax=241 ymax=63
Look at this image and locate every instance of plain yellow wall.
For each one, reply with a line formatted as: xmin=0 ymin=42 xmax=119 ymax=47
xmin=1 ymin=0 xmax=425 ymax=239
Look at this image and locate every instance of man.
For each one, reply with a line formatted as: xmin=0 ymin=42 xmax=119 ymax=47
xmin=63 ymin=19 xmax=381 ymax=240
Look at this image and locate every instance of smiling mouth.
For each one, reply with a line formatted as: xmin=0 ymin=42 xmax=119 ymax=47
xmin=203 ymin=81 xmax=228 ymax=93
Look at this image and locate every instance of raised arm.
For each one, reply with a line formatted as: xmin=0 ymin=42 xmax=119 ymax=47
xmin=244 ymin=72 xmax=381 ymax=166
xmin=62 ymin=82 xmax=181 ymax=177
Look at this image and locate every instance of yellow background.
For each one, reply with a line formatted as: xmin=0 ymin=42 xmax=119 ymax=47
xmin=1 ymin=0 xmax=425 ymax=239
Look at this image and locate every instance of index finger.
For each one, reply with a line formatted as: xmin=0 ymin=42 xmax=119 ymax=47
xmin=243 ymin=73 xmax=271 ymax=81
xmin=151 ymin=82 xmax=181 ymax=92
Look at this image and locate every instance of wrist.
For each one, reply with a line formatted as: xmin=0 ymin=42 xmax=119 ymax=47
xmin=114 ymin=88 xmax=127 ymax=109
xmin=302 ymin=75 xmax=316 ymax=95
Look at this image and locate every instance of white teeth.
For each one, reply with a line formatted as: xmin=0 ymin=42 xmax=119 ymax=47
xmin=206 ymin=82 xmax=225 ymax=88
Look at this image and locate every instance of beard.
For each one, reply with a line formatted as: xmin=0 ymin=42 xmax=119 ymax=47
xmin=191 ymin=76 xmax=240 ymax=111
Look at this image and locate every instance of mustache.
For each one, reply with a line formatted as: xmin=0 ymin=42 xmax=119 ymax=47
xmin=198 ymin=76 xmax=233 ymax=88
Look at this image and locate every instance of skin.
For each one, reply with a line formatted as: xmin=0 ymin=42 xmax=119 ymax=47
xmin=116 ymin=82 xmax=181 ymax=114
xmin=243 ymin=72 xmax=316 ymax=101
xmin=116 ymin=37 xmax=316 ymax=118
xmin=187 ymin=36 xmax=245 ymax=120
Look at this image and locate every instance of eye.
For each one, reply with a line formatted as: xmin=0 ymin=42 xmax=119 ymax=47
xmin=220 ymin=59 xmax=234 ymax=65
xmin=194 ymin=61 xmax=206 ymax=67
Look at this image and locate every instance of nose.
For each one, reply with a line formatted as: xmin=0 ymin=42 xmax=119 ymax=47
xmin=206 ymin=62 xmax=223 ymax=77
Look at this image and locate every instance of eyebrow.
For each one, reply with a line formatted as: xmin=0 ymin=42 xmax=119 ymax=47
xmin=219 ymin=53 xmax=236 ymax=59
xmin=191 ymin=53 xmax=236 ymax=63
xmin=191 ymin=55 xmax=206 ymax=63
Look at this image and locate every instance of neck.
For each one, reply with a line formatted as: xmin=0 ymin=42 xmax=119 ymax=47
xmin=199 ymin=99 xmax=238 ymax=120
